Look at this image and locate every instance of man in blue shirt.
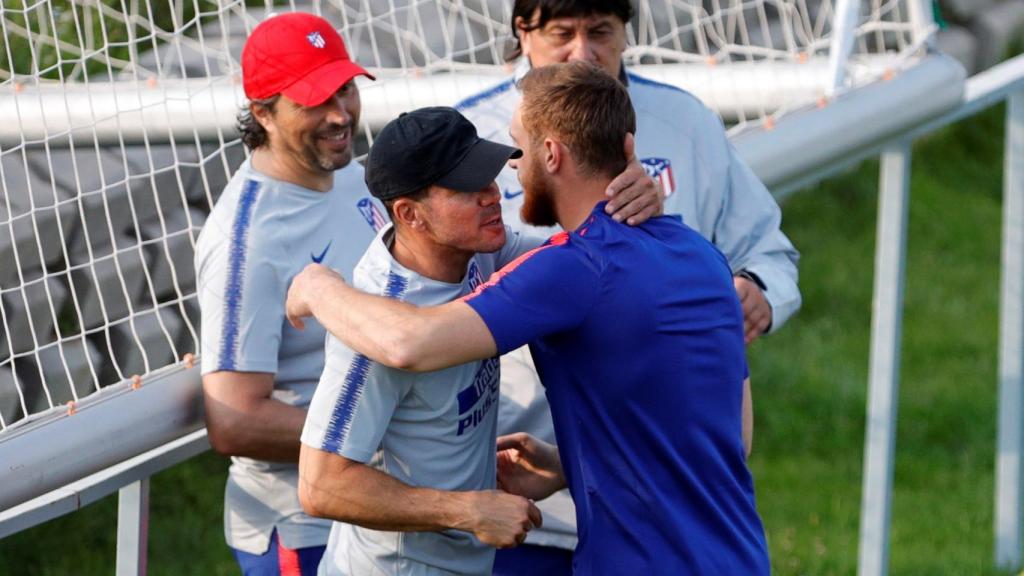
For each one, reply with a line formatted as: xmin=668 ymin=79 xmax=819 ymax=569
xmin=285 ymin=61 xmax=768 ymax=574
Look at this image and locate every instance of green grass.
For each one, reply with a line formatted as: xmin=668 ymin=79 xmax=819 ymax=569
xmin=747 ymin=102 xmax=1009 ymax=575
xmin=0 ymin=104 xmax=1018 ymax=575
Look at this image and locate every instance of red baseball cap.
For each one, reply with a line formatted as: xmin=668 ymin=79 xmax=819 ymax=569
xmin=242 ymin=12 xmax=375 ymax=107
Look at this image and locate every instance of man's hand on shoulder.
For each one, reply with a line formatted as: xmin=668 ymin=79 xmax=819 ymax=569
xmin=604 ymin=133 xmax=663 ymax=226
xmin=734 ymin=274 xmax=772 ymax=344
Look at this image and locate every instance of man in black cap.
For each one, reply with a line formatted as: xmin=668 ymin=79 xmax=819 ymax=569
xmin=296 ymin=107 xmax=548 ymax=575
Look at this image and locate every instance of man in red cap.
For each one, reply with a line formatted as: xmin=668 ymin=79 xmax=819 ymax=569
xmin=194 ymin=12 xmax=383 ymax=574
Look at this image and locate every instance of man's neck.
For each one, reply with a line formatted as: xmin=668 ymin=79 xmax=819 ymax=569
xmin=251 ymin=147 xmax=333 ymax=193
xmin=554 ymin=179 xmax=613 ymax=231
xmin=390 ymin=227 xmax=473 ymax=284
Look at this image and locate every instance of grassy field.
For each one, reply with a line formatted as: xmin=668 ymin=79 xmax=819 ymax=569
xmin=0 ymin=105 xmax=1017 ymax=574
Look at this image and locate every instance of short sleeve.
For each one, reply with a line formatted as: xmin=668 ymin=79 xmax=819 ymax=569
xmin=464 ymin=234 xmax=601 ymax=354
xmin=197 ymin=229 xmax=285 ymax=375
xmin=301 ymin=334 xmax=413 ymax=463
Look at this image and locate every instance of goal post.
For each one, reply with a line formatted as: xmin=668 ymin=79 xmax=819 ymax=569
xmin=0 ymin=0 xmax=961 ymax=519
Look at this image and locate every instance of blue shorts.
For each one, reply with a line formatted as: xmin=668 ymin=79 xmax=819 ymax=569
xmin=231 ymin=529 xmax=325 ymax=576
xmin=492 ymin=543 xmax=574 ymax=576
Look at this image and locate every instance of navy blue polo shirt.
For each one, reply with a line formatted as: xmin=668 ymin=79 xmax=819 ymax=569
xmin=465 ymin=202 xmax=769 ymax=575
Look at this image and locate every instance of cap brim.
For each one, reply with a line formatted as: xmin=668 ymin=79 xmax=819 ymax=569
xmin=281 ymin=59 xmax=375 ymax=107
xmin=436 ymin=138 xmax=522 ymax=192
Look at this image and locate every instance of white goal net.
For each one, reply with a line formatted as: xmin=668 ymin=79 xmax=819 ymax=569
xmin=0 ymin=0 xmax=943 ymax=508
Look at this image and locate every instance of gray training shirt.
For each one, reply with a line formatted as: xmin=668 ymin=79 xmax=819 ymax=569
xmin=196 ymin=158 xmax=386 ymax=554
xmin=301 ymin=223 xmax=542 ymax=576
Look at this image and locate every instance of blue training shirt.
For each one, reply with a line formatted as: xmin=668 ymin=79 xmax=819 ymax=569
xmin=464 ymin=202 xmax=769 ymax=575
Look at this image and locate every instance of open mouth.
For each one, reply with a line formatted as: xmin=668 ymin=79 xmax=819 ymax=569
xmin=483 ymin=212 xmax=503 ymax=227
xmin=318 ymin=130 xmax=350 ymax=147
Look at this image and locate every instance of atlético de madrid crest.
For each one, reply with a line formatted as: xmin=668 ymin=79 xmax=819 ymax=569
xmin=641 ymin=158 xmax=676 ymax=198
xmin=307 ymin=31 xmax=326 ymax=49
xmin=357 ymin=198 xmax=387 ymax=232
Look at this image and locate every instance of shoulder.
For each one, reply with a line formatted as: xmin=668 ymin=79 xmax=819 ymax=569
xmin=352 ymin=229 xmax=399 ymax=291
xmin=478 ymin=231 xmax=600 ymax=291
xmin=200 ymin=172 xmax=274 ymax=251
xmin=627 ymin=71 xmax=721 ymax=126
xmin=455 ymin=77 xmax=518 ymax=113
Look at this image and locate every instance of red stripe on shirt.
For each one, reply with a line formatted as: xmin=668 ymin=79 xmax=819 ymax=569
xmin=278 ymin=539 xmax=302 ymax=576
xmin=463 ymin=231 xmax=570 ymax=302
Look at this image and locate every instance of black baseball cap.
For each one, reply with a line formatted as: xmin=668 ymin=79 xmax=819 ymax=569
xmin=365 ymin=106 xmax=522 ymax=200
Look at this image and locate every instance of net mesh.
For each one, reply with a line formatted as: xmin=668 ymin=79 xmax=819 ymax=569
xmin=0 ymin=0 xmax=930 ymax=431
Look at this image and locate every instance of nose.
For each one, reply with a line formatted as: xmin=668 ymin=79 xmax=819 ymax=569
xmin=480 ymin=181 xmax=500 ymax=204
xmin=567 ymin=32 xmax=597 ymax=63
xmin=323 ymin=95 xmax=352 ymax=125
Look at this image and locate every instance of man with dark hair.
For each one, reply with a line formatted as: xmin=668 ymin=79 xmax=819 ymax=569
xmin=286 ymin=60 xmax=770 ymax=576
xmin=455 ymin=0 xmax=799 ymax=570
xmin=194 ymin=12 xmax=382 ymax=574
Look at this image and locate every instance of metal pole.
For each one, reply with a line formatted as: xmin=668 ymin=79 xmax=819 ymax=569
xmin=826 ymin=0 xmax=861 ymax=97
xmin=858 ymin=143 xmax=912 ymax=576
xmin=996 ymin=91 xmax=1024 ymax=571
xmin=906 ymin=0 xmax=936 ymax=49
xmin=116 ymin=478 xmax=150 ymax=576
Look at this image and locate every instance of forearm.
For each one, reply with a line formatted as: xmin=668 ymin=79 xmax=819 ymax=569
xmin=306 ymin=272 xmax=423 ymax=367
xmin=305 ymin=273 xmax=495 ymax=372
xmin=299 ymin=448 xmax=469 ymax=532
xmin=214 ymin=399 xmax=306 ymax=461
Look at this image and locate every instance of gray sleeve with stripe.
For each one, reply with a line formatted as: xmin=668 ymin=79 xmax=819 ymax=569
xmin=195 ymin=203 xmax=287 ymax=376
xmin=301 ymin=333 xmax=413 ymax=463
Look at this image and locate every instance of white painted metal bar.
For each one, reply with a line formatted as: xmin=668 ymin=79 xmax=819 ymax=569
xmin=0 ymin=364 xmax=204 ymax=512
xmin=772 ymin=54 xmax=1024 ymax=199
xmin=996 ymin=91 xmax=1024 ymax=570
xmin=826 ymin=0 xmax=862 ymax=96
xmin=857 ymin=144 xmax=912 ymax=576
xmin=906 ymin=0 xmax=935 ymax=49
xmin=116 ymin=479 xmax=149 ymax=576
xmin=736 ymin=54 xmax=965 ymax=191
xmin=0 ymin=429 xmax=209 ymax=538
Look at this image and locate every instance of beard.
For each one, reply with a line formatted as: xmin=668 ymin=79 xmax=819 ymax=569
xmin=306 ymin=116 xmax=359 ymax=172
xmin=520 ymin=159 xmax=559 ymax=228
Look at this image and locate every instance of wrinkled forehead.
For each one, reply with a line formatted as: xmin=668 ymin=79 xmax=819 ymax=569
xmin=526 ymin=10 xmax=625 ymax=31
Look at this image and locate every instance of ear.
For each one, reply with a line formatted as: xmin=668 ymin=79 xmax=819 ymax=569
xmin=542 ymin=137 xmax=563 ymax=174
xmin=251 ymin=102 xmax=275 ymax=133
xmin=622 ymin=132 xmax=637 ymax=163
xmin=515 ymin=17 xmax=534 ymax=59
xmin=392 ymin=197 xmax=426 ymax=230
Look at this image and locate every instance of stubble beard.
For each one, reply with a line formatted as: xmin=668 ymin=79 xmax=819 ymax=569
xmin=308 ymin=115 xmax=359 ymax=172
xmin=520 ymin=153 xmax=559 ymax=228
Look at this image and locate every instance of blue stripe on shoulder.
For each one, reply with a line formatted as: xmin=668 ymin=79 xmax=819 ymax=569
xmin=454 ymin=79 xmax=515 ymax=111
xmin=321 ymin=272 xmax=410 ymax=453
xmin=217 ymin=178 xmax=261 ymax=371
xmin=626 ymin=72 xmax=686 ymax=94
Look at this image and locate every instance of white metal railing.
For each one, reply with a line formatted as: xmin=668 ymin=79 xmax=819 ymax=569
xmin=1 ymin=53 xmax=1023 ymax=576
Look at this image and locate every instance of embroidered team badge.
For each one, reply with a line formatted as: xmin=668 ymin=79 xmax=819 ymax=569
xmin=357 ymin=198 xmax=387 ymax=232
xmin=641 ymin=158 xmax=676 ymax=198
xmin=307 ymin=31 xmax=326 ymax=49
xmin=467 ymin=261 xmax=483 ymax=291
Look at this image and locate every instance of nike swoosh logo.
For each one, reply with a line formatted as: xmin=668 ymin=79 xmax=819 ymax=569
xmin=311 ymin=240 xmax=332 ymax=264
xmin=503 ymin=189 xmax=523 ymax=200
